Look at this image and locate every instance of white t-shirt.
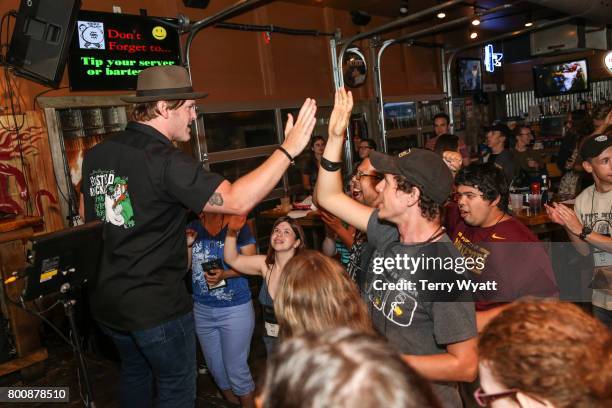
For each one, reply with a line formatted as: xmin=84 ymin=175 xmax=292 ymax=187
xmin=574 ymin=184 xmax=612 ymax=310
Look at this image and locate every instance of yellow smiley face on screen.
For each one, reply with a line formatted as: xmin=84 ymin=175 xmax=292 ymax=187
xmin=152 ymin=26 xmax=167 ymax=40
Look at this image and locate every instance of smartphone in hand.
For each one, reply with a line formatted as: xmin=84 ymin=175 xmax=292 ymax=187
xmin=201 ymin=259 xmax=227 ymax=290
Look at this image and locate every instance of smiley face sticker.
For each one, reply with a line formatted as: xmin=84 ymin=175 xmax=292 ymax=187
xmin=152 ymin=26 xmax=167 ymax=40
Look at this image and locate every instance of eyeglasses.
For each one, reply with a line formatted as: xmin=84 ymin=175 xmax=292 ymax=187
xmin=352 ymin=171 xmax=382 ymax=181
xmin=474 ymin=387 xmax=546 ymax=407
xmin=474 ymin=388 xmax=519 ymax=406
xmin=452 ymin=192 xmax=485 ymax=201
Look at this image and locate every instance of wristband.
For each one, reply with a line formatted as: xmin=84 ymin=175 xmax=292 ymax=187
xmin=579 ymin=225 xmax=592 ymax=240
xmin=321 ymin=156 xmax=342 ymax=172
xmin=277 ymin=146 xmax=295 ymax=165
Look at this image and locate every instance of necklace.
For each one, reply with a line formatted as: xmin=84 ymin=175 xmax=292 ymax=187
xmin=490 ymin=212 xmax=506 ymax=229
xmin=422 ymin=225 xmax=446 ymax=244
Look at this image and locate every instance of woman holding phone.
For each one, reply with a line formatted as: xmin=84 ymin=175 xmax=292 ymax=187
xmin=186 ymin=213 xmax=257 ymax=408
xmin=224 ymin=215 xmax=305 ymax=355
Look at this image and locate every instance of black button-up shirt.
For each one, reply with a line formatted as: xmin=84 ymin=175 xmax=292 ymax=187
xmin=82 ymin=122 xmax=224 ymax=331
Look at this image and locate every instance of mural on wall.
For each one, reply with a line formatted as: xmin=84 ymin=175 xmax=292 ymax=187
xmin=0 ymin=113 xmax=60 ymax=223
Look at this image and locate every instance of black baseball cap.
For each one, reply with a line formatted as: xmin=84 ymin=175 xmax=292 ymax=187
xmin=369 ymin=149 xmax=453 ymax=204
xmin=580 ymin=134 xmax=612 ymax=160
xmin=487 ymin=123 xmax=511 ymax=139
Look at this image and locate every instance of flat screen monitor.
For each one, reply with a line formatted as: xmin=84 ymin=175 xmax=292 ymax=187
xmin=533 ymin=59 xmax=589 ymax=98
xmin=67 ymin=10 xmax=181 ymax=91
xmin=456 ymin=58 xmax=482 ymax=95
xmin=22 ymin=221 xmax=102 ymax=301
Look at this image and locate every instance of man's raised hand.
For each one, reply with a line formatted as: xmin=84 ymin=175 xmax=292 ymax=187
xmin=282 ymin=98 xmax=317 ymax=158
xmin=328 ymin=88 xmax=353 ymax=140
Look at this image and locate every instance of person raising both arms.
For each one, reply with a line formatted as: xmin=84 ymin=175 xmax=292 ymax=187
xmin=224 ymin=215 xmax=305 ymax=355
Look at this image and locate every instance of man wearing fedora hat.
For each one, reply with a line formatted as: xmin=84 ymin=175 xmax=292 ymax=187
xmin=316 ymin=88 xmax=477 ymax=407
xmin=80 ymin=65 xmax=317 ymax=407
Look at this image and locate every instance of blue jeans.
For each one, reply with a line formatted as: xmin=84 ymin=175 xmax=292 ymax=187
xmin=194 ymin=301 xmax=255 ymax=396
xmin=100 ymin=311 xmax=197 ymax=408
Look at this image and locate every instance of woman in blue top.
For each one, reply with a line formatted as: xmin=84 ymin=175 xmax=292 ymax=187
xmin=186 ymin=213 xmax=256 ymax=408
xmin=224 ymin=215 xmax=305 ymax=356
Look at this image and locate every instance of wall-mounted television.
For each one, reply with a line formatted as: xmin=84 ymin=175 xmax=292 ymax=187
xmin=456 ymin=58 xmax=482 ymax=95
xmin=532 ymin=59 xmax=589 ymax=98
xmin=67 ymin=10 xmax=181 ymax=91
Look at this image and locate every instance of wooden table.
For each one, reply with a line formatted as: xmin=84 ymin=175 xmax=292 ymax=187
xmin=514 ymin=209 xmax=565 ymax=238
xmin=258 ymin=207 xmax=323 ymax=226
xmin=0 ymin=216 xmax=48 ymax=378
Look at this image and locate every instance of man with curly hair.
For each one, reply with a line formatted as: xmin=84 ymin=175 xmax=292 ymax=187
xmin=478 ymin=301 xmax=610 ymax=408
xmin=451 ymin=163 xmax=558 ymax=331
xmin=316 ymin=88 xmax=478 ymax=408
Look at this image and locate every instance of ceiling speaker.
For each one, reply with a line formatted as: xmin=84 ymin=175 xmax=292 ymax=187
xmin=350 ymin=10 xmax=371 ymax=26
xmin=183 ymin=0 xmax=210 ymax=8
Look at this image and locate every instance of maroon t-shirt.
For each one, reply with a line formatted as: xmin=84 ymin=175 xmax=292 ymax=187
xmin=451 ymin=217 xmax=559 ymax=310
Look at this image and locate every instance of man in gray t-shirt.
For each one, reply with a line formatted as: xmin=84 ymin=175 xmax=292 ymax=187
xmin=317 ymin=89 xmax=478 ymax=408
xmin=365 ymin=211 xmax=476 ymax=407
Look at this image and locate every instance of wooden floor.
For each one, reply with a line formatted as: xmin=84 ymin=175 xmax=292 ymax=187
xmin=0 ymin=307 xmax=268 ymax=408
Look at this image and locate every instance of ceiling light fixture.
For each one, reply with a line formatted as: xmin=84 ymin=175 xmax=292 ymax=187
xmin=471 ymin=6 xmax=480 ymax=26
xmin=470 ymin=30 xmax=478 ymax=39
xmin=524 ymin=12 xmax=533 ymax=27
xmin=437 ymin=12 xmax=446 ymax=19
xmin=399 ymin=0 xmax=409 ymax=15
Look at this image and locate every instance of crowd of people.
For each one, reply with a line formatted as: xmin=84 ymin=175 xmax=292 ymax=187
xmin=80 ymin=65 xmax=611 ymax=408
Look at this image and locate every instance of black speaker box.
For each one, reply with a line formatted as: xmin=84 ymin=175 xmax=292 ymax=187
xmin=6 ymin=0 xmax=81 ymax=88
xmin=183 ymin=0 xmax=210 ymax=8
xmin=350 ymin=10 xmax=371 ymax=26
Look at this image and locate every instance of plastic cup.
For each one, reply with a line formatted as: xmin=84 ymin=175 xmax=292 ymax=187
xmin=528 ymin=193 xmax=541 ymax=215
xmin=280 ymin=196 xmax=291 ymax=212
xmin=510 ymin=194 xmax=523 ymax=212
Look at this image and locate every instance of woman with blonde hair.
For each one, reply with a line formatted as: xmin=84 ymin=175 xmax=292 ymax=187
xmin=477 ymin=301 xmax=611 ymax=408
xmin=224 ymin=215 xmax=305 ymax=355
xmin=275 ymin=250 xmax=372 ymax=339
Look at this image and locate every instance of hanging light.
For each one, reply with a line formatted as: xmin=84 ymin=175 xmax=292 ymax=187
xmin=471 ymin=6 xmax=480 ymax=26
xmin=470 ymin=30 xmax=478 ymax=39
xmin=399 ymin=0 xmax=409 ymax=15
xmin=437 ymin=12 xmax=446 ymax=19
xmin=524 ymin=12 xmax=533 ymax=27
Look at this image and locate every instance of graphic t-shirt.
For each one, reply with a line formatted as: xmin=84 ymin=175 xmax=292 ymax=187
xmin=451 ymin=217 xmax=559 ymax=309
xmin=574 ymin=185 xmax=612 ymax=310
xmin=366 ymin=211 xmax=477 ymax=408
xmin=188 ymin=221 xmax=255 ymax=308
xmin=82 ymin=122 xmax=224 ymax=331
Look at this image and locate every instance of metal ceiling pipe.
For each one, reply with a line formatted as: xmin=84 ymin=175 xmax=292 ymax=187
xmin=336 ymin=0 xmax=463 ymax=172
xmin=527 ymin=0 xmax=612 ymax=24
xmin=337 ymin=0 xmax=463 ymax=87
xmin=373 ymin=3 xmax=513 ymax=153
xmin=183 ymin=0 xmax=270 ymax=69
xmin=392 ymin=3 xmax=514 ymax=46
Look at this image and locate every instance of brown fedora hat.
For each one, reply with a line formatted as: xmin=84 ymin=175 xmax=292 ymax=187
xmin=121 ymin=65 xmax=208 ymax=103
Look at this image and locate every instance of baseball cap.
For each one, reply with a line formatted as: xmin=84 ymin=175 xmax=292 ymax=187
xmin=487 ymin=123 xmax=511 ymax=139
xmin=580 ymin=134 xmax=612 ymax=160
xmin=369 ymin=149 xmax=453 ymax=204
